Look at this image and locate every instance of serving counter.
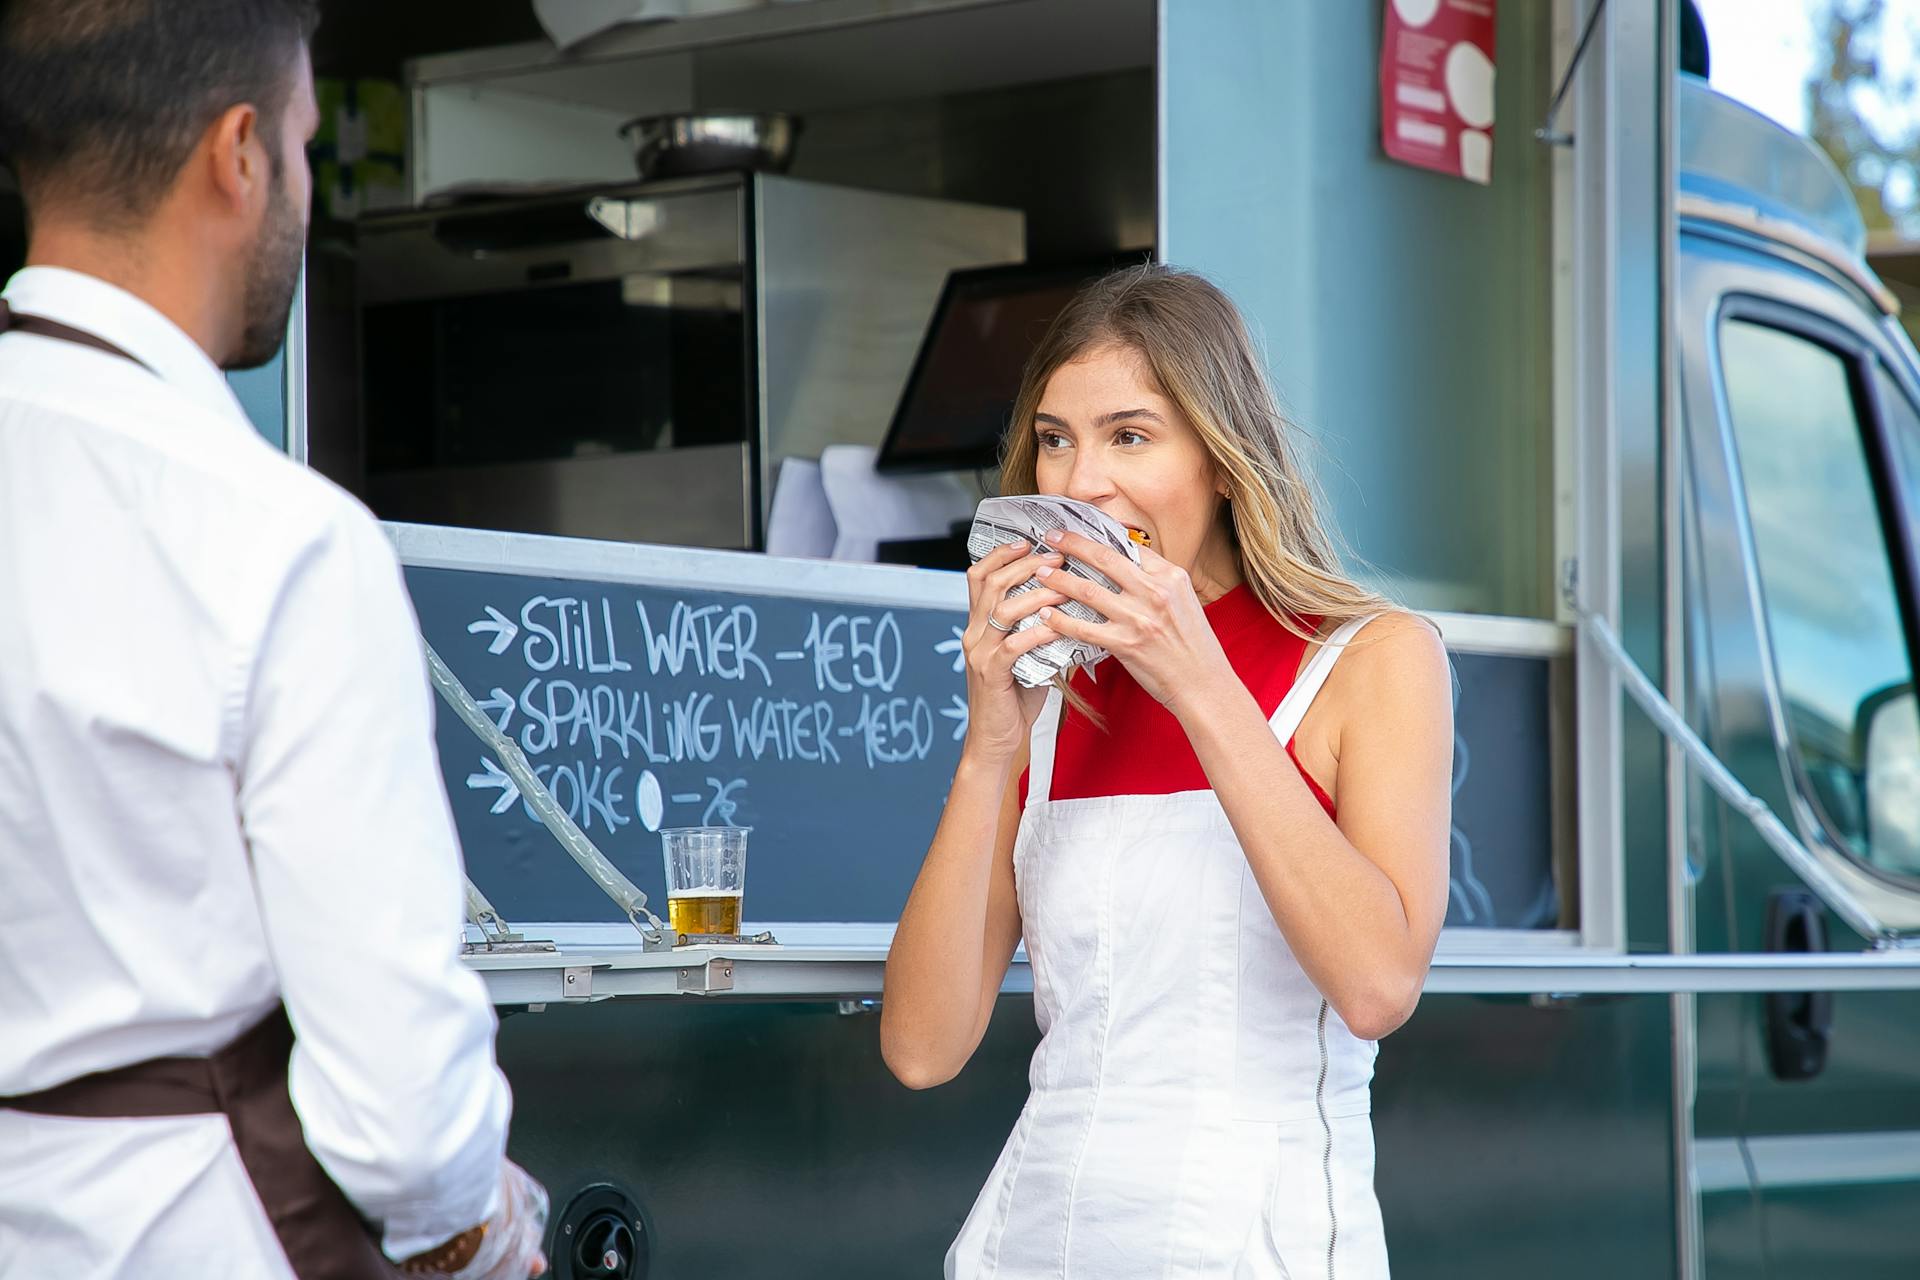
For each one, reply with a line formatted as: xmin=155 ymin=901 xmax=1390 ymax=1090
xmin=464 ymin=922 xmax=1920 ymax=1005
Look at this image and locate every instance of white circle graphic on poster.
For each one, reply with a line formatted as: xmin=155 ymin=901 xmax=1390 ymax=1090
xmin=1460 ymin=129 xmax=1493 ymax=184
xmin=1393 ymin=0 xmax=1442 ymax=26
xmin=1445 ymin=42 xmax=1496 ymax=129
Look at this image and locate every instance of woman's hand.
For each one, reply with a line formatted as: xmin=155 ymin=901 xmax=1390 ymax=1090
xmin=1032 ymin=530 xmax=1236 ymax=712
xmin=960 ymin=541 xmax=1067 ymax=765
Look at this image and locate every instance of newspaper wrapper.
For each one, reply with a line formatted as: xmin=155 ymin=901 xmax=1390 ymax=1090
xmin=966 ymin=496 xmax=1143 ymax=688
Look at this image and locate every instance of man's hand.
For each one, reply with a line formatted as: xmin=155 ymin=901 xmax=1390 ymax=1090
xmin=402 ymin=1160 xmax=550 ymax=1278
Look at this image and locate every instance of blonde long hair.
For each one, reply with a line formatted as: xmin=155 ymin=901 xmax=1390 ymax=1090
xmin=1000 ymin=264 xmax=1394 ymax=643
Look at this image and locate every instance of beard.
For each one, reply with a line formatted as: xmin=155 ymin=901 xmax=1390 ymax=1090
xmin=225 ymin=171 xmax=307 ymax=372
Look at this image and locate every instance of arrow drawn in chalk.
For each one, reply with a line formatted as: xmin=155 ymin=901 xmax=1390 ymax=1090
xmin=466 ymin=757 xmax=521 ymax=815
xmin=467 ymin=606 xmax=518 ymax=655
xmin=476 ymin=688 xmax=514 ymax=732
xmin=940 ymin=694 xmax=968 ymax=740
xmin=935 ymin=626 xmax=966 ymax=673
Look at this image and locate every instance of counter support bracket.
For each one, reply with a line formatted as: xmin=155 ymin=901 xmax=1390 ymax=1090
xmin=677 ymin=958 xmax=735 ymax=994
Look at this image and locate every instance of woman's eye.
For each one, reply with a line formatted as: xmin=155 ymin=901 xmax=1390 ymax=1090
xmin=1037 ymin=431 xmax=1069 ymax=450
xmin=1114 ymin=429 xmax=1147 ymax=447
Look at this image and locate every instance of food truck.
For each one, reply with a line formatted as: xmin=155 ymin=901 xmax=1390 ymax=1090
xmin=121 ymin=2 xmax=1920 ymax=1276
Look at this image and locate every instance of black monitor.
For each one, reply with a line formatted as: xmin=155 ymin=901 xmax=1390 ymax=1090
xmin=876 ymin=257 xmax=1135 ymax=473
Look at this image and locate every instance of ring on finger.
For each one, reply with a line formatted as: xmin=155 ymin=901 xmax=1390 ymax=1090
xmin=986 ymin=613 xmax=1014 ymax=633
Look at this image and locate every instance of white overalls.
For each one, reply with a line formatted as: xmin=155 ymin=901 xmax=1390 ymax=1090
xmin=948 ymin=614 xmax=1390 ymax=1280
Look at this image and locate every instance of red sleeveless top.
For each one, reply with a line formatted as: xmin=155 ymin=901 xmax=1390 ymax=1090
xmin=1019 ymin=584 xmax=1335 ymax=814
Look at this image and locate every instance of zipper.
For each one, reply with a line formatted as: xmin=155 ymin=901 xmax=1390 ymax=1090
xmin=1315 ymin=999 xmax=1339 ymax=1280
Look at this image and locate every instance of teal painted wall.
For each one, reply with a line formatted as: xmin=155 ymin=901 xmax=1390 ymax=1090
xmin=226 ymin=349 xmax=286 ymax=449
xmin=1161 ymin=0 xmax=1556 ymax=618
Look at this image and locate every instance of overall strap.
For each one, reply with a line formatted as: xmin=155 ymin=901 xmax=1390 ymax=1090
xmin=1025 ymin=687 xmax=1066 ymax=804
xmin=1268 ymin=613 xmax=1382 ymax=744
xmin=0 ymin=298 xmax=149 ymax=370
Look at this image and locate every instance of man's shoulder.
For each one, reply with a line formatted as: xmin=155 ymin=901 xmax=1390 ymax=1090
xmin=181 ymin=429 xmax=396 ymax=587
xmin=209 ymin=422 xmax=372 ymax=536
xmin=1 ymin=348 xmax=369 ymax=537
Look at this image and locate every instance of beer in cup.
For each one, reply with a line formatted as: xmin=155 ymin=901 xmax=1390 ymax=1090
xmin=660 ymin=826 xmax=749 ymax=938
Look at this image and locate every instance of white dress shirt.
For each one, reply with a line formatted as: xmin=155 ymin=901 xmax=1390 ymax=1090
xmin=0 ymin=266 xmax=511 ymax=1275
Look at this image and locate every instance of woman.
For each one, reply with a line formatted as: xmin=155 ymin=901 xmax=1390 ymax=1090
xmin=881 ymin=265 xmax=1453 ymax=1279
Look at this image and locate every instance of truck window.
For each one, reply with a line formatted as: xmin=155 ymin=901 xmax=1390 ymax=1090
xmin=1720 ymin=319 xmax=1920 ymax=880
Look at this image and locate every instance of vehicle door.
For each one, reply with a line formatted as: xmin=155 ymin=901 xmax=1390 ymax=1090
xmin=1679 ymin=220 xmax=1920 ymax=1280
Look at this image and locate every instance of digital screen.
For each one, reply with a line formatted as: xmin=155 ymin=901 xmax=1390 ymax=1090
xmin=876 ymin=261 xmax=1118 ymax=473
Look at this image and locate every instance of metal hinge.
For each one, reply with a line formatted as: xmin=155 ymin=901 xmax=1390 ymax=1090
xmin=461 ymin=938 xmax=559 ymax=956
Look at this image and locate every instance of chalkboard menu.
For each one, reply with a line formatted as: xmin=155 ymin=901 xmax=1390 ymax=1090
xmin=400 ymin=529 xmax=968 ymax=924
xmin=394 ymin=526 xmax=1566 ymax=930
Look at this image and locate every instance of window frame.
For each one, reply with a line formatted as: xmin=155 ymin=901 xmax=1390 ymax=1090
xmin=1712 ymin=294 xmax=1920 ymax=895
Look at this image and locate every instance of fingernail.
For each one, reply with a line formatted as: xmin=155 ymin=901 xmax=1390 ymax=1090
xmin=1039 ymin=606 xmax=1053 ymax=619
xmin=1046 ymin=530 xmax=1064 ymax=544
xmin=1035 ymin=565 xmax=1054 ymax=578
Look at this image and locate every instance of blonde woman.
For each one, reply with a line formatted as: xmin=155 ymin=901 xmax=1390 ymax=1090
xmin=882 ymin=266 xmax=1452 ymax=1279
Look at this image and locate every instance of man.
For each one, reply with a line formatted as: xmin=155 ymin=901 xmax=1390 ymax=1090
xmin=0 ymin=3 xmax=547 ymax=1276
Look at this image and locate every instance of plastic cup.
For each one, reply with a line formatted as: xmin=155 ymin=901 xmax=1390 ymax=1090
xmin=660 ymin=826 xmax=750 ymax=938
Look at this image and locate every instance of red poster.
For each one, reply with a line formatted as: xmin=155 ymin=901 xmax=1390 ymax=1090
xmin=1380 ymin=0 xmax=1497 ymax=184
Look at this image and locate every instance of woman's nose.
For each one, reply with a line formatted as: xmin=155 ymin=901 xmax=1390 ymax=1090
xmin=1062 ymin=455 xmax=1113 ymax=504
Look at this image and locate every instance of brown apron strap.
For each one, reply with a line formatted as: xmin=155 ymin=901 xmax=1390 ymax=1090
xmin=1 ymin=1006 xmax=406 ymax=1280
xmin=210 ymin=1008 xmax=409 ymax=1279
xmin=0 ymin=297 xmax=150 ymax=370
xmin=0 ymin=1052 xmax=220 ymax=1117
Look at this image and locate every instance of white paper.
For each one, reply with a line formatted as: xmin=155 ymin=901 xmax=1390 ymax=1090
xmin=532 ymin=0 xmax=684 ymax=48
xmin=818 ymin=444 xmax=978 ymax=563
xmin=966 ymin=496 xmax=1142 ymax=688
xmin=532 ymin=0 xmax=771 ymax=47
xmin=765 ymin=457 xmax=837 ymax=560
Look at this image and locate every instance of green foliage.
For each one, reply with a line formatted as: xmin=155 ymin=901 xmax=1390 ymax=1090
xmin=1807 ymin=0 xmax=1920 ymax=235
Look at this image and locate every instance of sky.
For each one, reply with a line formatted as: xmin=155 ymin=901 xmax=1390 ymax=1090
xmin=1692 ymin=0 xmax=1920 ymax=231
xmin=1693 ymin=0 xmax=1920 ymax=137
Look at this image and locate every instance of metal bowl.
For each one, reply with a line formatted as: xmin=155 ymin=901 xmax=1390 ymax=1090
xmin=618 ymin=111 xmax=801 ymax=181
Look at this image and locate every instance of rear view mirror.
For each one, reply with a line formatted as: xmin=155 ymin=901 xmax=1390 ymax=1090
xmin=1863 ymin=683 xmax=1920 ymax=875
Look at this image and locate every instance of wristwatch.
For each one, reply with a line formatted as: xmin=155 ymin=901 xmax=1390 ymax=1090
xmin=399 ymin=1222 xmax=488 ymax=1275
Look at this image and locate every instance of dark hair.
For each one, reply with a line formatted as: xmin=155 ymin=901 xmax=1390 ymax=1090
xmin=0 ymin=0 xmax=320 ymax=223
